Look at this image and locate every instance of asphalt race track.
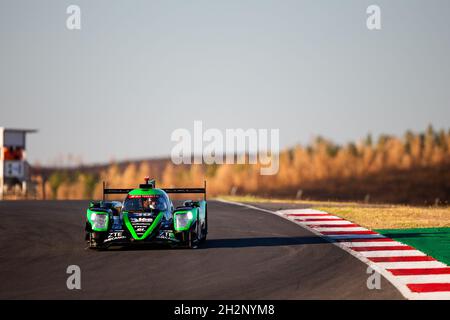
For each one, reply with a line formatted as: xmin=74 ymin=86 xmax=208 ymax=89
xmin=0 ymin=200 xmax=403 ymax=299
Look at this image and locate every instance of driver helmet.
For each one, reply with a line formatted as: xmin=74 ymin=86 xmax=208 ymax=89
xmin=149 ymin=198 xmax=157 ymax=210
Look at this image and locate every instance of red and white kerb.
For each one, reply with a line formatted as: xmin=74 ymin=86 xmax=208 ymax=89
xmin=279 ymin=209 xmax=450 ymax=300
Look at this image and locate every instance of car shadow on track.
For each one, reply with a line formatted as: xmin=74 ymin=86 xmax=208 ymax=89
xmin=201 ymin=236 xmax=327 ymax=249
xmin=98 ymin=236 xmax=327 ymax=251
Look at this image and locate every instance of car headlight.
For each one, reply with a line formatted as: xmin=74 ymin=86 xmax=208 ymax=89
xmin=176 ymin=211 xmax=193 ymax=229
xmin=92 ymin=213 xmax=108 ymax=230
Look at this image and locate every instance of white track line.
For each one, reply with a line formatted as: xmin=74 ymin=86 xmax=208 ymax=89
xmin=302 ymin=220 xmax=354 ymax=225
xmin=321 ymin=234 xmax=387 ymax=240
xmin=281 ymin=209 xmax=328 ymax=215
xmin=409 ymin=292 xmax=450 ymax=300
xmin=340 ymin=241 xmax=405 ymax=247
xmin=375 ymin=261 xmax=447 ymax=269
xmin=292 ymin=215 xmax=342 ymax=220
xmin=313 ymin=227 xmax=369 ymax=232
xmin=357 ymin=250 xmax=426 ymax=258
xmin=395 ymin=275 xmax=450 ymax=284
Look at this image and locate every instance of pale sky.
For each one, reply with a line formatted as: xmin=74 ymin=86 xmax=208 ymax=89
xmin=1 ymin=0 xmax=449 ymax=165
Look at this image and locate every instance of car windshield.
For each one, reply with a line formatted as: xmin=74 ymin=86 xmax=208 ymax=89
xmin=123 ymin=196 xmax=168 ymax=212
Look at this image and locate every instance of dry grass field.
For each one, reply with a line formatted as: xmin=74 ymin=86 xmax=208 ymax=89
xmin=221 ymin=195 xmax=450 ymax=229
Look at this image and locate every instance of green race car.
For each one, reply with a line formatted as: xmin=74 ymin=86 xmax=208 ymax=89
xmin=85 ymin=178 xmax=207 ymax=250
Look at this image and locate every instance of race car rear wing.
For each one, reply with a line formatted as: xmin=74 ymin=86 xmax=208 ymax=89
xmin=102 ymin=179 xmax=207 ymax=201
xmin=163 ymin=184 xmax=207 ymax=201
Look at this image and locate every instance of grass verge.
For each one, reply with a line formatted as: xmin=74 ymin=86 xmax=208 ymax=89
xmin=376 ymin=228 xmax=450 ymax=265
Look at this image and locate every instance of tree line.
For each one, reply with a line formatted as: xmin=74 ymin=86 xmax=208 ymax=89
xmin=33 ymin=126 xmax=450 ymax=204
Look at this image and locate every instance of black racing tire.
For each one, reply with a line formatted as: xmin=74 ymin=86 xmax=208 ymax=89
xmin=187 ymin=232 xmax=197 ymax=249
xmin=200 ymin=206 xmax=208 ymax=243
xmin=88 ymin=233 xmax=95 ymax=249
xmin=187 ymin=220 xmax=200 ymax=249
xmin=88 ymin=233 xmax=107 ymax=250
